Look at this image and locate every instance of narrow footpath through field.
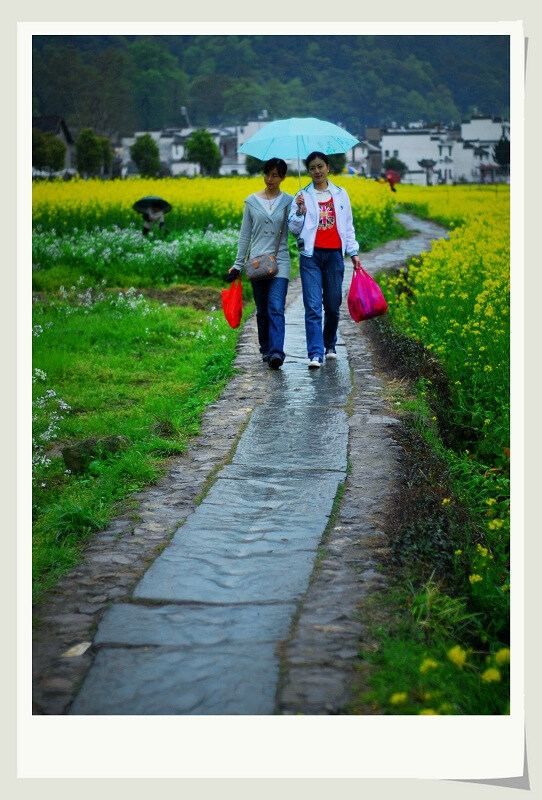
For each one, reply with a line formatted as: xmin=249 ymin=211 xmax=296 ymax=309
xmin=32 ymin=213 xmax=449 ymax=715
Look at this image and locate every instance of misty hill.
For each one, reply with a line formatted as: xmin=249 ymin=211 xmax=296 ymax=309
xmin=32 ymin=34 xmax=510 ymax=138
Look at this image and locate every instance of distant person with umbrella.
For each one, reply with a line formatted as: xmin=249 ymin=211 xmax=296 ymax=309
xmin=133 ymin=195 xmax=172 ymax=236
xmin=227 ymin=158 xmax=294 ymax=370
xmin=385 ymin=169 xmax=401 ymax=193
xmin=289 ymin=151 xmax=361 ymax=369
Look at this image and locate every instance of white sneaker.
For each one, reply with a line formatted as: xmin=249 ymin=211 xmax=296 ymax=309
xmin=308 ymin=358 xmax=322 ymax=369
xmin=325 ymin=348 xmax=337 ymax=359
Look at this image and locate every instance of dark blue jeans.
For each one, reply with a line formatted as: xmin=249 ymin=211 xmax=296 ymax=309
xmin=251 ymin=276 xmax=289 ymax=361
xmin=300 ymin=248 xmax=345 ymax=360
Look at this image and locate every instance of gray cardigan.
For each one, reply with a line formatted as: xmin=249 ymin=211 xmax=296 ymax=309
xmin=233 ymin=192 xmax=294 ymax=279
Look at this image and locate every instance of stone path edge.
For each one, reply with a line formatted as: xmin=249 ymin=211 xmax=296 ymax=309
xmin=31 ymin=281 xmax=305 ymax=715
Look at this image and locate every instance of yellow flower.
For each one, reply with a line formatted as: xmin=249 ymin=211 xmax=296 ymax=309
xmin=476 ymin=544 xmax=489 ymax=558
xmin=481 ymin=667 xmax=501 ymax=683
xmin=419 ymin=658 xmax=439 ymax=674
xmin=469 ymin=574 xmax=483 ymax=584
xmin=389 ymin=692 xmax=407 ymax=705
xmin=447 ymin=645 xmax=467 ymax=668
xmin=495 ymin=648 xmax=510 ymax=666
xmin=442 ymin=497 xmax=451 ymax=505
xmin=454 ymin=549 xmax=462 ymax=556
xmin=485 ymin=498 xmax=497 ymax=506
xmin=419 ymin=709 xmax=439 ymax=715
xmin=420 ymin=316 xmax=428 ymax=324
xmin=488 ymin=519 xmax=504 ymax=531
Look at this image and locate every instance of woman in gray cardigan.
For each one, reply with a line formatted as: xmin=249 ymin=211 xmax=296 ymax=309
xmin=228 ymin=158 xmax=294 ymax=369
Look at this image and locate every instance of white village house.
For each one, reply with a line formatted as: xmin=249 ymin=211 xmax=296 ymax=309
xmin=377 ymin=116 xmax=509 ymax=185
xmin=119 ymin=114 xmax=509 ymax=184
xmin=121 ymin=117 xmax=280 ymax=177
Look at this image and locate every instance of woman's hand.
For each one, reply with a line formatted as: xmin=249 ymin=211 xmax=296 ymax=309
xmin=295 ymin=193 xmax=306 ymax=216
xmin=351 ymin=255 xmax=361 ymax=269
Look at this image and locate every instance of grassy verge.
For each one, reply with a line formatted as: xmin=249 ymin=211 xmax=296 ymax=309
xmin=347 ymin=311 xmax=509 ymax=715
xmin=32 ymin=281 xmax=246 ymax=603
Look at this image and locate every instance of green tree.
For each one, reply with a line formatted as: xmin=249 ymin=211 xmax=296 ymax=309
xmin=493 ymin=136 xmax=510 ymax=168
xmin=130 ymin=133 xmax=161 ymax=177
xmin=245 ymin=155 xmax=266 ymax=175
xmin=327 ymin=153 xmax=347 ymax=174
xmin=189 ymin=73 xmax=234 ymax=126
xmin=98 ymin=136 xmax=113 ymax=176
xmin=32 ymin=129 xmax=48 ymax=170
xmin=222 ymin=79 xmax=266 ymax=124
xmin=184 ymin=129 xmax=221 ymax=176
xmin=32 ymin=129 xmax=67 ymax=172
xmin=383 ymin=156 xmax=408 ymax=177
xmin=46 ymin=135 xmax=68 ymax=172
xmin=75 ymin=128 xmax=103 ymax=177
xmin=128 ymin=40 xmax=188 ymax=129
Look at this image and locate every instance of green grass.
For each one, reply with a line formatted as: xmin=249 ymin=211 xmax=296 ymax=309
xmin=348 ymin=311 xmax=510 ymax=715
xmin=32 ymin=226 xmax=302 ymax=292
xmin=32 ymin=284 xmax=244 ymax=603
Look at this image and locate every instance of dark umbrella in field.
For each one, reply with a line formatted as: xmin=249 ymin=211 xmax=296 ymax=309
xmin=132 ymin=195 xmax=172 ymax=214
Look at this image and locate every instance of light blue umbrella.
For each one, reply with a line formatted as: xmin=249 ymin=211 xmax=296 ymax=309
xmin=237 ymin=117 xmax=359 ymax=182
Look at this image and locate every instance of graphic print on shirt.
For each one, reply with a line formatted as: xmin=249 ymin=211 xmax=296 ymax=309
xmin=318 ymin=199 xmax=336 ymax=229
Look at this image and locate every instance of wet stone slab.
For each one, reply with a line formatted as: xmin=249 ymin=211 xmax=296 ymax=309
xmin=232 ymin=405 xmax=348 ymax=471
xmin=94 ymin=602 xmax=297 ymax=647
xmin=69 ymin=645 xmax=281 ymax=715
xmin=265 ymin=360 xmax=351 ymax=407
xmin=134 ymin=464 xmax=347 ymax=604
xmin=133 ymin=544 xmax=320 ymax=604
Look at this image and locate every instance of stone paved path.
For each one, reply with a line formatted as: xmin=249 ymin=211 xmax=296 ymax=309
xmin=32 ymin=213 xmax=448 ymax=715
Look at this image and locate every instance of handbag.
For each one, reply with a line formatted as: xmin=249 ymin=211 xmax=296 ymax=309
xmin=244 ymin=206 xmax=288 ymax=281
xmin=221 ymin=277 xmax=243 ymax=328
xmin=347 ymin=264 xmax=388 ymax=322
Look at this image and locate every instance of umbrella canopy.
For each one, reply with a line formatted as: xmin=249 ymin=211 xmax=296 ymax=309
xmin=237 ymin=117 xmax=359 ymax=162
xmin=385 ymin=169 xmax=401 ymax=184
xmin=132 ymin=196 xmax=172 ymax=214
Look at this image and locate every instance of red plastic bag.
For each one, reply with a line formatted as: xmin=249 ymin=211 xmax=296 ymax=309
xmin=221 ymin=278 xmax=243 ymax=328
xmin=347 ymin=265 xmax=388 ymax=322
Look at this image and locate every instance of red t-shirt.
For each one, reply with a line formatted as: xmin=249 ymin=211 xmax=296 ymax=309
xmin=314 ymin=198 xmax=342 ymax=248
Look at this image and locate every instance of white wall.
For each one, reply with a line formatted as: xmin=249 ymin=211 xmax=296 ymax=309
xmin=451 ymin=144 xmax=479 ymax=183
xmin=381 ymin=132 xmax=440 ymax=173
xmin=461 ymin=118 xmax=509 ymax=143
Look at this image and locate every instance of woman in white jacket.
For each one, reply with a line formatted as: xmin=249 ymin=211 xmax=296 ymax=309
xmin=288 ymin=151 xmax=361 ymax=369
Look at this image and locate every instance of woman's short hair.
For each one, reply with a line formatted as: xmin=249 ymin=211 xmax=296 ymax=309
xmin=263 ymin=158 xmax=287 ymax=178
xmin=306 ymin=151 xmax=329 ymax=167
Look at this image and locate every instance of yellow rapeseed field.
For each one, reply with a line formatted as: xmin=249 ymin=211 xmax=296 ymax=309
xmin=32 ymin=175 xmax=397 ymax=243
xmin=379 ymin=184 xmax=510 ymax=461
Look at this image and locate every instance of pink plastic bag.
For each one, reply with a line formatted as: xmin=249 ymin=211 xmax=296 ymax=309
xmin=347 ymin=265 xmax=388 ymax=322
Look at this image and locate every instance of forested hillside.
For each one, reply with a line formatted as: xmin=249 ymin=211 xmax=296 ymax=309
xmin=32 ymin=35 xmax=510 ymax=137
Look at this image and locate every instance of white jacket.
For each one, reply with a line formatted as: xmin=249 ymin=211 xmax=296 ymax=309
xmin=288 ymin=180 xmax=359 ymax=258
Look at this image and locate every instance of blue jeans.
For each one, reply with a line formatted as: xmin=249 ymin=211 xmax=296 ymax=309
xmin=300 ymin=248 xmax=345 ymax=360
xmin=251 ymin=276 xmax=289 ymax=361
